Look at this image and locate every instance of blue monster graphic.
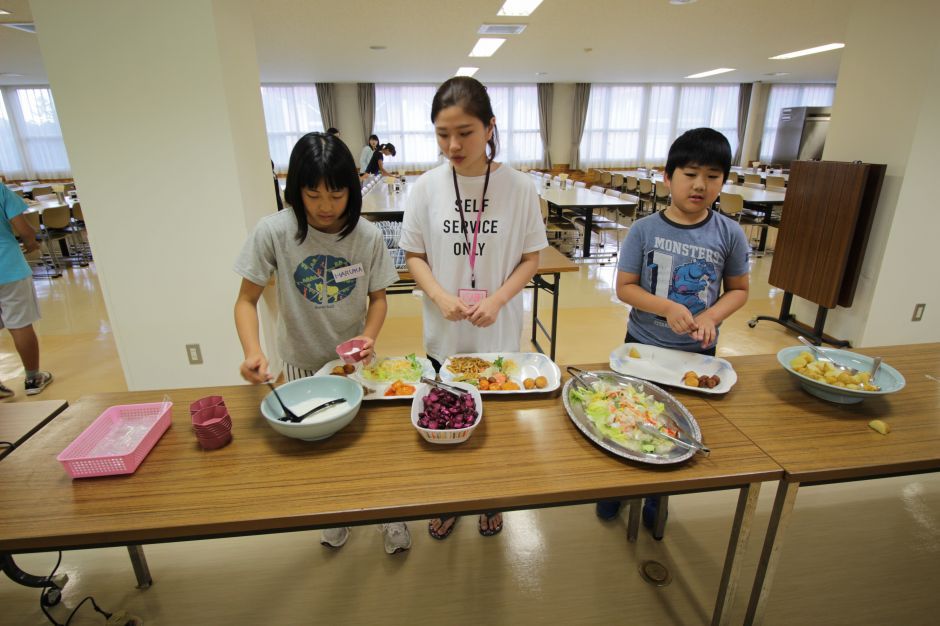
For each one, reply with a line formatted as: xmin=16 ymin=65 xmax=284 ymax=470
xmin=668 ymin=258 xmax=718 ymax=315
xmin=294 ymin=255 xmax=357 ymax=305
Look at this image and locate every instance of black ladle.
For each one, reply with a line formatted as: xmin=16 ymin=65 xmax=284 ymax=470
xmin=266 ymin=381 xmax=300 ymax=422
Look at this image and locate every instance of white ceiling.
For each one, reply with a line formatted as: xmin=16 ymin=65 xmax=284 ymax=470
xmin=0 ymin=0 xmax=851 ymax=85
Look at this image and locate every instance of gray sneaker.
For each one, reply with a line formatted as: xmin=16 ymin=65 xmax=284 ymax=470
xmin=380 ymin=522 xmax=411 ymax=554
xmin=320 ymin=527 xmax=350 ymax=548
xmin=25 ymin=371 xmax=53 ymax=396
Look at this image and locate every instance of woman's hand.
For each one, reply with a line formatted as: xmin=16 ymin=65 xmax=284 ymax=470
xmin=468 ymin=296 xmax=503 ymax=328
xmin=664 ymin=301 xmax=697 ymax=336
xmin=433 ymin=292 xmax=472 ymax=321
xmin=240 ymin=352 xmax=270 ymax=384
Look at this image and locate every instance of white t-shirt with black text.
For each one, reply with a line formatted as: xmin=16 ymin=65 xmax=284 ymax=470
xmin=398 ymin=163 xmax=548 ymax=361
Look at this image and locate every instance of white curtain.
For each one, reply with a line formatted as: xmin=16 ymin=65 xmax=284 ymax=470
xmin=260 ymin=84 xmax=324 ymax=172
xmin=373 ymin=84 xmax=438 ymax=171
xmin=760 ymin=84 xmax=836 ymax=162
xmin=580 ymin=83 xmax=741 ymax=169
xmin=487 ymin=84 xmax=543 ymax=170
xmin=0 ymin=86 xmax=71 ymax=179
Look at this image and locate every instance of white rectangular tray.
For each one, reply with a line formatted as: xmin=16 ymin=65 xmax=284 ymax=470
xmin=439 ymin=352 xmax=561 ymax=395
xmin=314 ymin=356 xmax=435 ymax=400
xmin=609 ymin=343 xmax=737 ymax=394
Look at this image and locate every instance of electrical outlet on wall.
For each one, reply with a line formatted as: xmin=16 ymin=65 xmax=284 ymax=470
xmin=186 ymin=344 xmax=203 ymax=364
xmin=912 ymin=304 xmax=926 ymax=322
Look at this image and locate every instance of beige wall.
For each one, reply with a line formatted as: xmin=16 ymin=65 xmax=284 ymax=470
xmin=790 ymin=0 xmax=940 ymax=346
xmin=32 ymin=0 xmax=274 ymax=389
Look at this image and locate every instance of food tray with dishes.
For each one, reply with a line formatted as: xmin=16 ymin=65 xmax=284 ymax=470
xmin=57 ymin=400 xmax=173 ymax=478
xmin=609 ymin=343 xmax=737 ymax=395
xmin=315 ymin=353 xmax=436 ymax=400
xmin=777 ymin=346 xmax=905 ymax=404
xmin=563 ymin=370 xmax=702 ymax=465
xmin=439 ymin=352 xmax=561 ymax=394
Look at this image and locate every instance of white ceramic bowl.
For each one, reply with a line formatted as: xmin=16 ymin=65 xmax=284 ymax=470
xmin=777 ymin=346 xmax=906 ymax=404
xmin=410 ymin=381 xmax=483 ymax=444
xmin=261 ymin=375 xmax=363 ymax=441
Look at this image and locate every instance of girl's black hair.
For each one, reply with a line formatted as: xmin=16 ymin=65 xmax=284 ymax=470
xmin=283 ymin=132 xmax=361 ymax=242
xmin=380 ymin=143 xmax=396 ymax=156
xmin=431 ymin=76 xmax=499 ymax=161
xmin=368 ymin=134 xmax=380 ymax=144
xmin=665 ymin=128 xmax=732 ymax=180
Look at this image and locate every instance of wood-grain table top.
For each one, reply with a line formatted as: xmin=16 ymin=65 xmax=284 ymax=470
xmin=0 ymin=399 xmax=68 ymax=452
xmin=709 ymin=344 xmax=940 ymax=484
xmin=0 ymin=369 xmax=780 ymax=552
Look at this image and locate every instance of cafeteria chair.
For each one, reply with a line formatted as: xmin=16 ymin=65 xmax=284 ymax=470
xmin=22 ymin=211 xmax=62 ymax=278
xmin=766 ymin=184 xmax=786 ymax=193
xmin=743 ymin=173 xmax=762 ymax=185
xmin=539 ymin=196 xmax=580 ymax=256
xmin=67 ymin=202 xmax=93 ymax=263
xmin=590 ymin=185 xmax=606 ymax=194
xmin=719 ymin=192 xmax=768 ymax=257
xmin=726 ymin=172 xmax=740 ymax=185
xmin=625 ymin=175 xmax=639 ymax=197
xmin=29 ymin=185 xmax=55 ymax=199
xmin=38 ymin=205 xmax=88 ymax=268
xmin=654 ymin=181 xmax=670 ymax=212
xmin=742 ymin=181 xmax=765 ymax=190
xmin=765 ymin=175 xmax=786 ymax=188
xmin=637 ymin=178 xmax=654 ymax=216
xmin=610 ymin=173 xmax=624 ymax=192
xmin=599 ymin=171 xmax=613 ymax=188
xmin=574 ymin=180 xmax=587 ymax=188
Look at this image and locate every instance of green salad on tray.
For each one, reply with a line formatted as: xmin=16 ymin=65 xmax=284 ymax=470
xmin=360 ymin=353 xmax=424 ymax=383
xmin=569 ymin=380 xmax=677 ymax=454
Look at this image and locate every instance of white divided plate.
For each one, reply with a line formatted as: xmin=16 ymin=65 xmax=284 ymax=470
xmin=609 ymin=343 xmax=737 ymax=394
xmin=439 ymin=352 xmax=561 ymax=394
xmin=314 ymin=357 xmax=435 ymax=400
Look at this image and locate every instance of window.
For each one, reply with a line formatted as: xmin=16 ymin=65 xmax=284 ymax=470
xmin=760 ymin=84 xmax=835 ymax=162
xmin=487 ymin=84 xmax=543 ymax=169
xmin=260 ymin=85 xmax=324 ymax=171
xmin=580 ymin=84 xmax=739 ymax=168
xmin=373 ymin=84 xmax=438 ymax=170
xmin=0 ymin=86 xmax=71 ymax=179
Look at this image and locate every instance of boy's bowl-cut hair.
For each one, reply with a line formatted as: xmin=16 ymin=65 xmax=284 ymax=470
xmin=665 ymin=128 xmax=732 ymax=181
xmin=284 ymin=132 xmax=362 ymax=242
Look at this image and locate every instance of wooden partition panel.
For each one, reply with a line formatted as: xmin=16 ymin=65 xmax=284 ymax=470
xmin=768 ymin=161 xmax=885 ymax=309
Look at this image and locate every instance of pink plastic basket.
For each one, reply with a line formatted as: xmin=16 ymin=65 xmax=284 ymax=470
xmin=57 ymin=401 xmax=173 ymax=478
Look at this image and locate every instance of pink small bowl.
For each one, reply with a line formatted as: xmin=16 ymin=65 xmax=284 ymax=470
xmin=190 ymin=396 xmax=225 ymax=416
xmin=192 ymin=405 xmax=231 ymax=428
xmin=336 ymin=339 xmax=369 ymax=364
xmin=197 ymin=432 xmax=232 ymax=450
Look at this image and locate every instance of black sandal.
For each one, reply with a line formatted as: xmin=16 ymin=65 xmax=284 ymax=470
xmin=478 ymin=512 xmax=503 ymax=537
xmin=428 ymin=516 xmax=458 ymax=540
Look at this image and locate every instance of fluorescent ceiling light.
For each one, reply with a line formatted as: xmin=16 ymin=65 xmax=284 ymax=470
xmin=469 ymin=38 xmax=505 ymax=57
xmin=685 ymin=67 xmax=735 ymax=78
xmin=455 ymin=67 xmax=479 ymax=77
xmin=497 ymin=0 xmax=543 ymax=17
xmin=0 ymin=9 xmax=12 ymax=15
xmin=1 ymin=22 xmax=34 ymax=33
xmin=478 ymin=23 xmax=526 ymax=35
xmin=770 ymin=43 xmax=844 ymax=59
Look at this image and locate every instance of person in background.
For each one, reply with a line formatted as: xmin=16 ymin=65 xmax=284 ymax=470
xmin=599 ymin=127 xmax=750 ymax=539
xmin=360 ymin=134 xmax=380 ymax=174
xmin=326 ymin=127 xmax=340 ymax=137
xmin=399 ymin=76 xmax=548 ymax=540
xmin=364 ymin=143 xmax=397 ymax=178
xmin=0 ymin=184 xmax=54 ymax=399
xmin=234 ymin=132 xmax=410 ymax=554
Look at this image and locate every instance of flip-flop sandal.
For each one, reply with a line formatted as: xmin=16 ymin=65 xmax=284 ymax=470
xmin=428 ymin=516 xmax=458 ymax=540
xmin=478 ymin=512 xmax=503 ymax=537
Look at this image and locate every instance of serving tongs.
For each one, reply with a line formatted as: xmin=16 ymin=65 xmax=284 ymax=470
xmin=797 ymin=336 xmax=881 ymax=391
xmin=420 ymin=377 xmax=469 ymax=398
xmin=566 ymin=367 xmax=710 ymax=457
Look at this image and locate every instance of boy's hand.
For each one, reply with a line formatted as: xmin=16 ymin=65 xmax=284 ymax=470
xmin=665 ymin=301 xmax=697 ymax=336
xmin=433 ymin=292 xmax=472 ymax=322
xmin=467 ymin=296 xmax=502 ymax=328
xmin=21 ymin=239 xmax=40 ymax=254
xmin=348 ymin=335 xmax=375 ymax=361
xmin=240 ymin=352 xmax=270 ymax=384
xmin=691 ymin=312 xmax=717 ymax=349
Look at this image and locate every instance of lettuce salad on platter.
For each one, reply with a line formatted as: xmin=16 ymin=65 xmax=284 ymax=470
xmin=360 ymin=354 xmax=423 ymax=383
xmin=568 ymin=380 xmax=677 ymax=454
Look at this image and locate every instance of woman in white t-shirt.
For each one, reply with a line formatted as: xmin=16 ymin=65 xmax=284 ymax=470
xmin=398 ymin=76 xmax=548 ymax=540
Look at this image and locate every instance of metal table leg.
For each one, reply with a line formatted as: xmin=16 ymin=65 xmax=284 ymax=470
xmin=581 ymin=208 xmax=595 ymax=258
xmin=744 ymin=480 xmax=800 ymax=625
xmin=127 ymin=544 xmax=152 ymax=589
xmin=711 ymin=482 xmax=762 ymax=626
xmin=626 ymin=499 xmax=641 ymax=543
xmin=529 ymin=272 xmax=562 ymax=361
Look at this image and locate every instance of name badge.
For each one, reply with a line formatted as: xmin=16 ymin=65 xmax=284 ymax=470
xmin=331 ymin=264 xmax=364 ymax=281
xmin=458 ymin=288 xmax=488 ymax=306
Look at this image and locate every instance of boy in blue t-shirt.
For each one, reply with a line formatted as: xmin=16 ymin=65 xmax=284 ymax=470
xmin=0 ymin=184 xmax=54 ymax=399
xmin=597 ymin=128 xmax=750 ymax=536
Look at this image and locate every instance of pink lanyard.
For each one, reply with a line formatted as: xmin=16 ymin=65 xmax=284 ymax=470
xmin=452 ymin=163 xmax=491 ymax=289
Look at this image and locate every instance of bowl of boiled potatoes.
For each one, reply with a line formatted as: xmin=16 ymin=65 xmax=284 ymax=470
xmin=776 ymin=346 xmax=905 ymax=404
